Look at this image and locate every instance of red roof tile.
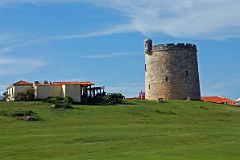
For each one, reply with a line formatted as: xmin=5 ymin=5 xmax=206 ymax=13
xmin=14 ymin=80 xmax=33 ymax=86
xmin=34 ymin=84 xmax=60 ymax=86
xmin=201 ymin=96 xmax=236 ymax=105
xmin=53 ymin=81 xmax=94 ymax=86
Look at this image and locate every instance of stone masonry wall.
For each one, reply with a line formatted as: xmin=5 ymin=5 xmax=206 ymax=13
xmin=145 ymin=43 xmax=201 ymax=100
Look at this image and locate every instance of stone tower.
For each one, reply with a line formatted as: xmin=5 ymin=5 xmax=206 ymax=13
xmin=144 ymin=39 xmax=201 ymax=100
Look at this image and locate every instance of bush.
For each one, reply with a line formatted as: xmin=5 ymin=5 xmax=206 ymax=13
xmin=25 ymin=88 xmax=35 ymax=100
xmin=104 ymin=93 xmax=125 ymax=104
xmin=44 ymin=97 xmax=62 ymax=104
xmin=14 ymin=88 xmax=35 ymax=101
xmin=15 ymin=92 xmax=26 ymax=101
xmin=9 ymin=110 xmax=34 ymax=117
xmin=0 ymin=110 xmax=40 ymax=121
xmin=63 ymin=96 xmax=73 ymax=105
xmin=44 ymin=97 xmax=74 ymax=109
xmin=2 ymin=92 xmax=7 ymax=101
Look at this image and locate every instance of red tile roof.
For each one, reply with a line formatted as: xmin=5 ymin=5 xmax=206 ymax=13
xmin=13 ymin=80 xmax=33 ymax=86
xmin=53 ymin=81 xmax=94 ymax=86
xmin=201 ymin=96 xmax=236 ymax=105
xmin=34 ymin=84 xmax=60 ymax=86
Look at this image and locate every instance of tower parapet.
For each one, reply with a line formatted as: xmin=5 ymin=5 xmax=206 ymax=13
xmin=153 ymin=43 xmax=197 ymax=52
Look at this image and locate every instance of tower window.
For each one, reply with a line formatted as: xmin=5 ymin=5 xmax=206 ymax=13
xmin=186 ymin=71 xmax=189 ymax=76
xmin=145 ymin=64 xmax=147 ymax=72
xmin=149 ymin=84 xmax=151 ymax=90
xmin=166 ymin=77 xmax=168 ymax=82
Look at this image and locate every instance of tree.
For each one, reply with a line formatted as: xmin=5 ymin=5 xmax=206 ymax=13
xmin=2 ymin=92 xmax=7 ymax=101
xmin=104 ymin=93 xmax=125 ymax=104
xmin=25 ymin=88 xmax=35 ymax=101
xmin=14 ymin=88 xmax=35 ymax=101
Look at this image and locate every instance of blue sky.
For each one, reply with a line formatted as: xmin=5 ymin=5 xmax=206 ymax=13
xmin=0 ymin=0 xmax=239 ymax=99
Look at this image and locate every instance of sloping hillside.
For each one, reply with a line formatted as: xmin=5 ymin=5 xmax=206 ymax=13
xmin=0 ymin=100 xmax=240 ymax=160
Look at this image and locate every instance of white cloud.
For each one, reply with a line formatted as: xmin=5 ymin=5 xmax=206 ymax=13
xmin=0 ymin=56 xmax=46 ymax=76
xmin=1 ymin=0 xmax=240 ymax=39
xmin=0 ymin=24 xmax=135 ymax=54
xmin=91 ymin=0 xmax=240 ymax=39
xmin=0 ymin=34 xmax=25 ymax=45
xmin=0 ymin=33 xmax=42 ymax=54
xmin=47 ymin=24 xmax=135 ymax=41
xmin=80 ymin=52 xmax=140 ymax=59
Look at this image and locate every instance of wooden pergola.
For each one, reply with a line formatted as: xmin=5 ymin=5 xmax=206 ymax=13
xmin=81 ymin=85 xmax=105 ymax=99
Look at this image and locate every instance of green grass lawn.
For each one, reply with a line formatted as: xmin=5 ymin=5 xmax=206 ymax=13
xmin=0 ymin=100 xmax=240 ymax=160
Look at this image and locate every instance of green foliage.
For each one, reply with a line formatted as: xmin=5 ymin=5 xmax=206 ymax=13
xmin=44 ymin=97 xmax=73 ymax=109
xmin=104 ymin=92 xmax=125 ymax=104
xmin=0 ymin=109 xmax=40 ymax=121
xmin=44 ymin=97 xmax=63 ymax=104
xmin=2 ymin=92 xmax=7 ymax=101
xmin=25 ymin=88 xmax=35 ymax=100
xmin=63 ymin=96 xmax=73 ymax=105
xmin=14 ymin=92 xmax=26 ymax=101
xmin=9 ymin=110 xmax=34 ymax=117
xmin=14 ymin=88 xmax=35 ymax=101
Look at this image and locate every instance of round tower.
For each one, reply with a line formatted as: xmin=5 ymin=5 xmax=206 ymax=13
xmin=144 ymin=39 xmax=201 ymax=100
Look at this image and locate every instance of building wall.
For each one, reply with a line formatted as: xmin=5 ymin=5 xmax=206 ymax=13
xmin=6 ymin=87 xmax=14 ymax=101
xmin=6 ymin=86 xmax=33 ymax=101
xmin=34 ymin=85 xmax=63 ymax=99
xmin=62 ymin=84 xmax=81 ymax=102
xmin=145 ymin=43 xmax=201 ymax=100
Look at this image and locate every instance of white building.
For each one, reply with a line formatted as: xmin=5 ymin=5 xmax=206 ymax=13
xmin=6 ymin=80 xmax=105 ymax=102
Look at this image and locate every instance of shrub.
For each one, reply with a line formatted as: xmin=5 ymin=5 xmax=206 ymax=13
xmin=0 ymin=110 xmax=40 ymax=121
xmin=9 ymin=110 xmax=34 ymax=117
xmin=44 ymin=97 xmax=62 ymax=104
xmin=44 ymin=97 xmax=74 ymax=110
xmin=14 ymin=88 xmax=35 ymax=101
xmin=63 ymin=96 xmax=73 ymax=105
xmin=25 ymin=88 xmax=35 ymax=101
xmin=15 ymin=92 xmax=27 ymax=101
xmin=2 ymin=92 xmax=7 ymax=101
xmin=104 ymin=93 xmax=125 ymax=104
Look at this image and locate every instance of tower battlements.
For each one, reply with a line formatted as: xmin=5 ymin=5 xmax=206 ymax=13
xmin=153 ymin=43 xmax=197 ymax=52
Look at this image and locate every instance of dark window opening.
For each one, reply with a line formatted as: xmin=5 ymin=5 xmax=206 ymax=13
xmin=186 ymin=71 xmax=189 ymax=76
xmin=145 ymin=64 xmax=147 ymax=72
xmin=166 ymin=77 xmax=168 ymax=82
xmin=149 ymin=84 xmax=150 ymax=90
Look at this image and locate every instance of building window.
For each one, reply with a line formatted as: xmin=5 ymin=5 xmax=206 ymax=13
xmin=166 ymin=77 xmax=168 ymax=82
xmin=145 ymin=64 xmax=147 ymax=72
xmin=186 ymin=71 xmax=189 ymax=76
xmin=149 ymin=84 xmax=150 ymax=90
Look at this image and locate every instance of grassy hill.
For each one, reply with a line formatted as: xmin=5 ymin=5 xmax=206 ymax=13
xmin=0 ymin=100 xmax=240 ymax=160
